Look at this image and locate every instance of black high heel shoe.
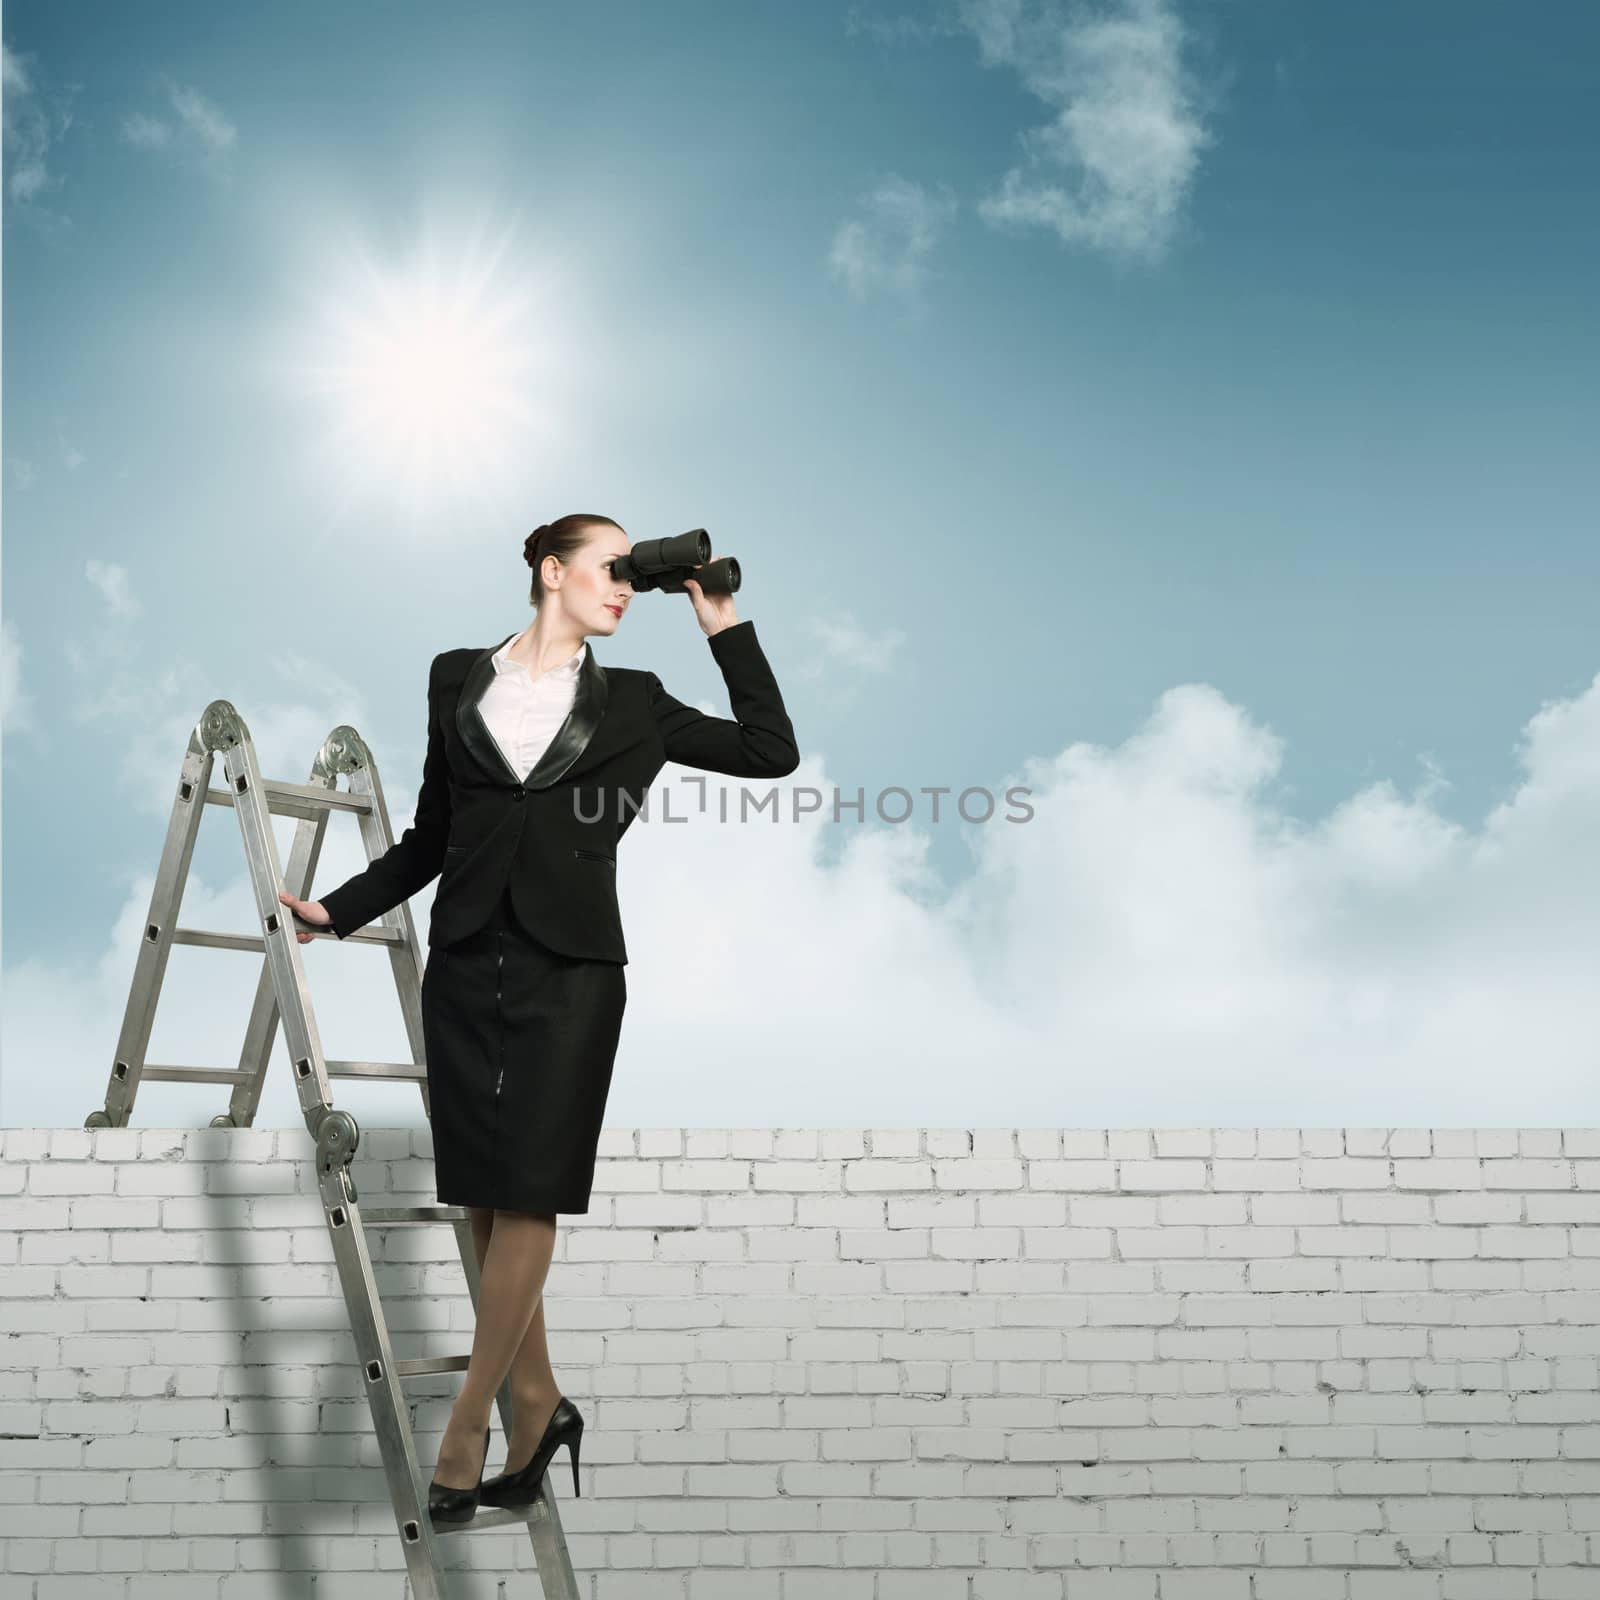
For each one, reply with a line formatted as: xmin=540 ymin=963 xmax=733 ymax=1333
xmin=427 ymin=1424 xmax=491 ymax=1525
xmin=478 ymin=1396 xmax=584 ymax=1508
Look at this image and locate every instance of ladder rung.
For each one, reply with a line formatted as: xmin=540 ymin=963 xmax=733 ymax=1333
xmin=363 ymin=1206 xmax=468 ymax=1224
xmin=173 ymin=928 xmax=270 ymax=953
xmin=140 ymin=1063 xmax=254 ymax=1085
xmin=394 ymin=1354 xmax=470 ymax=1377
xmin=432 ymin=1505 xmax=541 ymax=1535
xmin=172 ymin=924 xmax=406 ymax=950
xmin=139 ymin=1062 xmax=431 ymax=1086
xmin=204 ymin=778 xmax=375 ymax=821
xmin=325 ymin=1058 xmax=427 ymax=1082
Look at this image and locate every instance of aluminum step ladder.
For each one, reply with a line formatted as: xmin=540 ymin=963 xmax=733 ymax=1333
xmin=84 ymin=697 xmax=581 ymax=1600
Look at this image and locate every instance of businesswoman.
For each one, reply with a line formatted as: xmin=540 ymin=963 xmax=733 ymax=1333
xmin=276 ymin=514 xmax=799 ymax=1525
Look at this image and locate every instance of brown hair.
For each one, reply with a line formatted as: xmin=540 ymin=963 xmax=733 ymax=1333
xmin=524 ymin=514 xmax=623 ymax=608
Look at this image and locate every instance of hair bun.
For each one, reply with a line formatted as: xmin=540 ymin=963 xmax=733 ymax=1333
xmin=523 ymin=524 xmax=550 ymax=567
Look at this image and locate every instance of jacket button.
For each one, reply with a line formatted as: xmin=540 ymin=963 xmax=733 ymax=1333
xmin=512 ymin=789 xmax=526 ymax=802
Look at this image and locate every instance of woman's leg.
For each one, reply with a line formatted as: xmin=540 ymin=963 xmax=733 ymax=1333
xmin=432 ymin=1206 xmax=558 ymax=1489
xmin=464 ymin=1205 xmax=565 ymax=1474
xmin=468 ymin=1204 xmax=495 ymax=1276
xmin=501 ymin=1295 xmax=561 ymax=1472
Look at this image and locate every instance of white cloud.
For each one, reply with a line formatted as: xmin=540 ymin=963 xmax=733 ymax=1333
xmin=8 ymin=456 xmax=36 ymax=489
xmin=169 ymin=84 xmax=236 ymax=151
xmin=959 ymin=0 xmax=1212 ymax=261
xmin=84 ymin=558 xmax=143 ymax=620
xmin=55 ymin=420 xmax=86 ymax=471
xmin=2 ymin=41 xmax=77 ymax=207
xmin=120 ymin=78 xmax=237 ymax=164
xmin=828 ymin=174 xmax=960 ymax=307
xmin=7 ymin=659 xmax=1600 ymax=1129
xmin=120 ymin=112 xmax=171 ymax=150
xmin=0 ymin=616 xmax=30 ymax=733
xmin=844 ymin=5 xmax=969 ymax=46
xmin=805 ymin=611 xmax=906 ymax=676
xmin=792 ymin=611 xmax=908 ymax=712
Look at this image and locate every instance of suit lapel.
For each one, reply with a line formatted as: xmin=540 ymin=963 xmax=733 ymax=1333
xmin=527 ymin=639 xmax=609 ymax=788
xmin=454 ymin=633 xmax=609 ymax=788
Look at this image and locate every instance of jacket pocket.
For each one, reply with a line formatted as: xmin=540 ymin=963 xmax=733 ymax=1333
xmin=573 ymin=847 xmax=615 ymax=865
xmin=445 ymin=845 xmax=467 ymax=854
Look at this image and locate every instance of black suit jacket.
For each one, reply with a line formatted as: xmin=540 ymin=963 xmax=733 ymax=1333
xmin=317 ymin=620 xmax=799 ymax=964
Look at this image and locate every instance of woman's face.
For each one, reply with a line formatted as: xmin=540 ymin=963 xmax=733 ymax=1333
xmin=549 ymin=526 xmax=633 ymax=636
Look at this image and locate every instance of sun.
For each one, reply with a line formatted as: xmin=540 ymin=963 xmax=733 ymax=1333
xmin=278 ymin=215 xmax=568 ymax=524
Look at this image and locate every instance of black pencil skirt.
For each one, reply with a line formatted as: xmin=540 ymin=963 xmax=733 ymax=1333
xmin=421 ymin=885 xmax=626 ymax=1215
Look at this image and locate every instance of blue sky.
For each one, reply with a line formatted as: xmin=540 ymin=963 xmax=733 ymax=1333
xmin=4 ymin=0 xmax=1598 ymax=1129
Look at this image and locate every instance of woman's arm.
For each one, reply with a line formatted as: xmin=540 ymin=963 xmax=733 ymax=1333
xmin=318 ymin=653 xmax=453 ymax=939
xmin=649 ymin=619 xmax=800 ymax=779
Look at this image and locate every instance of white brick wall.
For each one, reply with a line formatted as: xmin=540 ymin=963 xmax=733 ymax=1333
xmin=4 ymin=1126 xmax=1600 ymax=1599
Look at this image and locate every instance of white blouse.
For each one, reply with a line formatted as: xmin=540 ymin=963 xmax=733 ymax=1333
xmin=478 ymin=635 xmax=587 ymax=780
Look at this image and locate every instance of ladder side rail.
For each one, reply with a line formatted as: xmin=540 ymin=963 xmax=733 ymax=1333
xmin=447 ymin=1217 xmax=584 ymax=1597
xmin=314 ymin=1163 xmax=455 ymax=1600
xmin=223 ymin=767 xmax=341 ymax=1129
xmin=222 ymin=730 xmax=344 ymax=1143
xmin=340 ymin=739 xmax=434 ymax=1119
xmin=522 ymin=1494 xmax=583 ymax=1599
xmin=228 ymin=726 xmax=458 ymax=1595
xmin=91 ymin=731 xmax=216 ymax=1127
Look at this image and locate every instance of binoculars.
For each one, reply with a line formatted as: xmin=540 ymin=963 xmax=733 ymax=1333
xmin=613 ymin=528 xmax=740 ymax=597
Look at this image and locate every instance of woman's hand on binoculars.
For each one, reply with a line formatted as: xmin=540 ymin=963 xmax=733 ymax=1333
xmin=684 ymin=569 xmax=738 ymax=637
xmin=278 ymin=889 xmax=331 ymax=945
